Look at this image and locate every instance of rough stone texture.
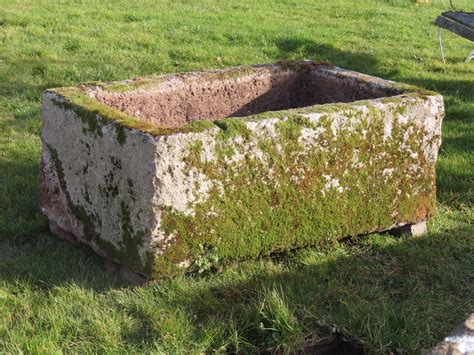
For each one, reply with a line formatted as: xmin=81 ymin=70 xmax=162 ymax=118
xmin=40 ymin=61 xmax=444 ymax=279
xmin=430 ymin=314 xmax=474 ymax=354
xmin=389 ymin=221 xmax=428 ymax=237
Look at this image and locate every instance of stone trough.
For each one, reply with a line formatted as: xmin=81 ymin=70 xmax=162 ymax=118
xmin=40 ymin=61 xmax=444 ymax=281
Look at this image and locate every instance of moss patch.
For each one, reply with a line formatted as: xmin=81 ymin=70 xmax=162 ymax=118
xmin=95 ymin=201 xmax=153 ymax=275
xmin=47 ymin=144 xmax=153 ymax=275
xmin=50 ymin=87 xmax=221 ymax=138
xmin=214 ymin=117 xmax=253 ymax=141
xmin=47 ymin=144 xmax=100 ymax=242
xmin=155 ymin=103 xmax=436 ymax=279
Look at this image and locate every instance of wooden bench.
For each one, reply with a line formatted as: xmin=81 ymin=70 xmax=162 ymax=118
xmin=435 ymin=11 xmax=474 ymax=62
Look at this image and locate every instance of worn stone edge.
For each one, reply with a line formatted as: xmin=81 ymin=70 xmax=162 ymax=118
xmin=428 ymin=313 xmax=474 ymax=354
xmin=44 ymin=61 xmax=440 ymax=140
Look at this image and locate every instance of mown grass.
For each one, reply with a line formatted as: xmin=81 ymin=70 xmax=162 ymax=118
xmin=0 ymin=0 xmax=472 ymax=352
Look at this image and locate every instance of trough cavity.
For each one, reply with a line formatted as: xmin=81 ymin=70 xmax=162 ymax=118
xmin=88 ymin=62 xmax=401 ymax=129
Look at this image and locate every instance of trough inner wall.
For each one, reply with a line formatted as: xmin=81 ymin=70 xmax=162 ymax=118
xmin=92 ymin=69 xmax=398 ymax=129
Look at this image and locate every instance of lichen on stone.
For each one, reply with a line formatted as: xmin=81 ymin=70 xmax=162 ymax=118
xmin=153 ymin=100 xmax=437 ymax=278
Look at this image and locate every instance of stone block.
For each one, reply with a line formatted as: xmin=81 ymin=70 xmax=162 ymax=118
xmin=40 ymin=61 xmax=444 ymax=279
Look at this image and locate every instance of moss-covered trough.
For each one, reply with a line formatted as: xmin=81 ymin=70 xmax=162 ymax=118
xmin=40 ymin=61 xmax=444 ymax=281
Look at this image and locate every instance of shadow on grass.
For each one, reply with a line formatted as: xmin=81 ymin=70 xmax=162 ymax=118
xmin=437 ymin=132 xmax=474 ymax=208
xmin=273 ymin=38 xmax=391 ymax=78
xmin=166 ymin=224 xmax=473 ymax=352
xmin=0 ymin=58 xmax=88 ymax=100
xmin=0 ymin=221 xmax=471 ymax=351
xmin=0 ymin=156 xmax=45 ymax=239
xmin=0 ymin=233 xmax=125 ymax=291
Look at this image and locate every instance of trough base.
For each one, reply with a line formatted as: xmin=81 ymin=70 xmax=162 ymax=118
xmin=389 ymin=221 xmax=428 ymax=237
xmin=48 ymin=219 xmax=428 ymax=284
xmin=103 ymin=260 xmax=148 ymax=285
xmin=49 ymin=220 xmax=79 ymax=245
xmin=429 ymin=313 xmax=474 ymax=355
xmin=48 ymin=219 xmax=149 ymax=284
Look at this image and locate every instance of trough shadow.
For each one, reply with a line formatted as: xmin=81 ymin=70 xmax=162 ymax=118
xmin=121 ymin=224 xmax=473 ymax=352
xmin=227 ymin=67 xmax=395 ymax=119
xmin=0 ymin=158 xmax=45 ymax=239
xmin=0 ymin=232 xmax=126 ymax=291
xmin=437 ymin=131 xmax=474 ymax=208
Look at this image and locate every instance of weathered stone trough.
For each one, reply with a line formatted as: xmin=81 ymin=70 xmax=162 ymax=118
xmin=40 ymin=61 xmax=444 ymax=280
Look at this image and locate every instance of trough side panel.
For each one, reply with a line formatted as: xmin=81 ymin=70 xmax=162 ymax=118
xmin=149 ymin=94 xmax=443 ymax=278
xmin=40 ymin=92 xmax=159 ymax=276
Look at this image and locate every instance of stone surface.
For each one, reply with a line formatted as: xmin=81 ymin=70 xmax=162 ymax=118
xmin=389 ymin=221 xmax=428 ymax=237
xmin=40 ymin=60 xmax=444 ymax=280
xmin=430 ymin=314 xmax=474 ymax=355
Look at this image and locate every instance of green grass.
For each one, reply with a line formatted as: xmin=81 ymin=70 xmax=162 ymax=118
xmin=0 ymin=0 xmax=472 ymax=352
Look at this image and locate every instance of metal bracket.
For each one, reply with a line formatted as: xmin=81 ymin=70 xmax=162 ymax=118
xmin=438 ymin=27 xmax=446 ymax=63
xmin=437 ymin=27 xmax=474 ymax=63
xmin=466 ymin=49 xmax=474 ymax=62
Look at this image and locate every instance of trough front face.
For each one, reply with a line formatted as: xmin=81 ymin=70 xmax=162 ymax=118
xmin=40 ymin=61 xmax=444 ymax=279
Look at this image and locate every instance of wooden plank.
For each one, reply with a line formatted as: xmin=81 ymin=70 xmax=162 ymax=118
xmin=442 ymin=11 xmax=474 ymax=30
xmin=435 ymin=16 xmax=474 ymax=42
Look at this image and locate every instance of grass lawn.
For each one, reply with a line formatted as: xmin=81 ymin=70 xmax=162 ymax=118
xmin=0 ymin=0 xmax=473 ymax=352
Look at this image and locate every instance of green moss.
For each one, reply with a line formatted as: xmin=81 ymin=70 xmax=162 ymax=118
xmin=49 ymin=87 xmax=221 ymax=138
xmin=47 ymin=144 xmax=100 ymax=241
xmin=51 ymin=93 xmax=103 ymax=138
xmin=154 ymin=102 xmax=436 ymax=279
xmin=393 ymin=83 xmax=437 ymax=97
xmin=182 ymin=119 xmax=216 ymax=132
xmin=216 ymin=145 xmax=235 ymax=161
xmin=115 ymin=125 xmax=126 ymax=145
xmin=184 ymin=140 xmax=204 ymax=167
xmin=276 ymin=114 xmax=314 ymax=141
xmin=214 ymin=117 xmax=253 ymax=141
xmin=98 ymin=201 xmax=152 ymax=275
xmin=276 ymin=59 xmax=335 ymax=72
xmin=50 ymin=87 xmax=173 ymax=136
xmin=47 ymin=143 xmax=153 ymax=275
xmin=393 ymin=104 xmax=408 ymax=116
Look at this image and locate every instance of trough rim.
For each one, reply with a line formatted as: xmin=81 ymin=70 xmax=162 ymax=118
xmin=44 ymin=60 xmax=439 ymax=139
